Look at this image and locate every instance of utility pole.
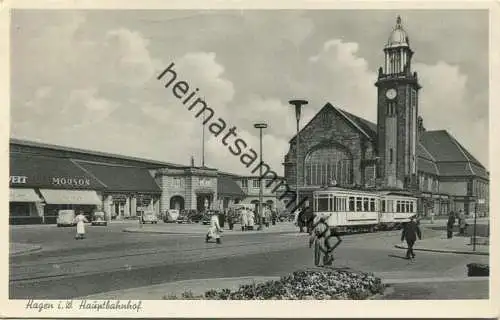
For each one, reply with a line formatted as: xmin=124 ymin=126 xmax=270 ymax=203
xmin=289 ymin=100 xmax=308 ymax=210
xmin=254 ymin=122 xmax=268 ymax=231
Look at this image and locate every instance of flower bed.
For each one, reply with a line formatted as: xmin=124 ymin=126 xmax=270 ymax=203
xmin=164 ymin=268 xmax=385 ymax=300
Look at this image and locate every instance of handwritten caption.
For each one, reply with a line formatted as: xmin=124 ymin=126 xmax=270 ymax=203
xmin=25 ymin=299 xmax=143 ymax=312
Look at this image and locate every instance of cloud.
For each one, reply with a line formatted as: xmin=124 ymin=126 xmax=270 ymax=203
xmin=415 ymin=61 xmax=488 ymax=167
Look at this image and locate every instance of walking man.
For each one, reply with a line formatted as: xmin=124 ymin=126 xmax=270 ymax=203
xmin=401 ymin=216 xmax=422 ymax=260
xmin=447 ymin=211 xmax=456 ymax=239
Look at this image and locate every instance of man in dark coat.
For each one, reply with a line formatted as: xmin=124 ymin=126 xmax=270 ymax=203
xmin=401 ymin=216 xmax=422 ymax=260
xmin=447 ymin=212 xmax=456 ymax=239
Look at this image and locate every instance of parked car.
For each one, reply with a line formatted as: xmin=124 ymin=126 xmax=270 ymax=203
xmin=163 ymin=209 xmax=179 ymax=223
xmin=176 ymin=215 xmax=190 ymax=224
xmin=141 ymin=211 xmax=158 ymax=224
xmin=56 ymin=210 xmax=76 ymax=227
xmin=91 ymin=211 xmax=107 ymax=226
xmin=201 ymin=215 xmax=211 ymax=225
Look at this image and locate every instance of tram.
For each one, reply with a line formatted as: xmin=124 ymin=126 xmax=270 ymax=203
xmin=312 ymin=186 xmax=417 ymax=233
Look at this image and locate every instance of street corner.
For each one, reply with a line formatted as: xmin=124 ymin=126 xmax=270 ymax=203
xmin=10 ymin=243 xmax=42 ymax=256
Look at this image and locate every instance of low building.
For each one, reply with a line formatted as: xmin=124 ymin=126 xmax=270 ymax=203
xmin=9 ymin=138 xmax=283 ymax=224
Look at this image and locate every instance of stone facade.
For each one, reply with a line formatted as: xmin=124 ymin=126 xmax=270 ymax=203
xmin=283 ymin=105 xmax=378 ymax=197
xmin=154 ymin=167 xmax=218 ymax=213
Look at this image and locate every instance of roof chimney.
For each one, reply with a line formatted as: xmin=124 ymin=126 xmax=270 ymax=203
xmin=191 ymin=156 xmax=195 ymax=167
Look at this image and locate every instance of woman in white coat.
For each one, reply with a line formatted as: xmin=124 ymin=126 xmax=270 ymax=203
xmin=74 ymin=211 xmax=89 ymax=240
xmin=206 ymin=211 xmax=223 ymax=244
xmin=240 ymin=208 xmax=249 ymax=231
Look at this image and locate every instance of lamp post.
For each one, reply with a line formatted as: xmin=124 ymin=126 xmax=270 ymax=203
xmin=254 ymin=122 xmax=268 ymax=231
xmin=289 ymin=100 xmax=308 ymax=210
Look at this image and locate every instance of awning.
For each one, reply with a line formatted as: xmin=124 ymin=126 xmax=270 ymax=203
xmin=10 ymin=188 xmax=42 ymax=202
xmin=217 ymin=175 xmax=245 ymax=197
xmin=39 ymin=189 xmax=102 ymax=205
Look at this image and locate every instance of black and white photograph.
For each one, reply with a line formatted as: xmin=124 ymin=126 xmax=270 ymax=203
xmin=2 ymin=1 xmax=499 ymax=318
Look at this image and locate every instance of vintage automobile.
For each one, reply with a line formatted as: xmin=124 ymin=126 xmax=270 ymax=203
xmin=163 ymin=209 xmax=179 ymax=223
xmin=176 ymin=215 xmax=191 ymax=224
xmin=91 ymin=211 xmax=107 ymax=226
xmin=141 ymin=211 xmax=159 ymax=224
xmin=56 ymin=210 xmax=76 ymax=227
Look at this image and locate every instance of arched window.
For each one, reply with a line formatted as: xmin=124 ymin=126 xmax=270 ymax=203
xmin=304 ymin=145 xmax=353 ymax=186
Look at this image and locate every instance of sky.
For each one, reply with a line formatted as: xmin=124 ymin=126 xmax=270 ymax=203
xmin=10 ymin=9 xmax=489 ymax=175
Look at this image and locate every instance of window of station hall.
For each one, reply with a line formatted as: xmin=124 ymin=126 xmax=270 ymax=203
xmin=304 ymin=146 xmax=353 ymax=186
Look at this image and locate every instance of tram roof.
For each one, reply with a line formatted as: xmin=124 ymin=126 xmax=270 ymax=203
xmin=313 ymin=186 xmax=378 ymax=195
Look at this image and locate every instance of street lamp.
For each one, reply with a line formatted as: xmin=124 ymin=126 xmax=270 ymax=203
xmin=254 ymin=122 xmax=268 ymax=231
xmin=289 ymin=99 xmax=308 ymax=210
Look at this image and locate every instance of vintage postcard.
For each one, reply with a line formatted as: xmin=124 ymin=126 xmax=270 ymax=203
xmin=1 ymin=0 xmax=498 ymax=318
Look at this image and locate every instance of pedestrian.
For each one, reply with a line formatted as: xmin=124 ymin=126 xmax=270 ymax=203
xmin=248 ymin=209 xmax=255 ymax=230
xmin=74 ymin=211 xmax=88 ymax=240
xmin=458 ymin=211 xmax=467 ymax=236
xmin=227 ymin=209 xmax=234 ymax=230
xmin=271 ymin=209 xmax=277 ymax=225
xmin=401 ymin=216 xmax=422 ymax=260
xmin=206 ymin=211 xmax=223 ymax=244
xmin=240 ymin=208 xmax=248 ymax=231
xmin=309 ymin=214 xmax=342 ymax=266
xmin=447 ymin=211 xmax=456 ymax=239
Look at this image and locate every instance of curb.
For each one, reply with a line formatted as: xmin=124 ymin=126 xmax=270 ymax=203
xmin=10 ymin=245 xmax=43 ymax=257
xmin=394 ymin=245 xmax=489 ymax=256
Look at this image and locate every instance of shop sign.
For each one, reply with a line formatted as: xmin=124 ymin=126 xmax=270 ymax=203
xmin=52 ymin=177 xmax=91 ymax=187
xmin=10 ymin=175 xmax=28 ymax=184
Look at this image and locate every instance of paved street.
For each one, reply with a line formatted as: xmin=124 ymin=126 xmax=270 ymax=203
xmin=10 ymin=222 xmax=489 ymax=299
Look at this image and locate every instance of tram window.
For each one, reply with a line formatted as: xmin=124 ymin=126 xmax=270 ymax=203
xmin=318 ymin=198 xmax=329 ymax=211
xmin=396 ymin=201 xmax=401 ymax=212
xmin=356 ymin=197 xmax=363 ymax=211
xmin=381 ymin=200 xmax=386 ymax=212
xmin=332 ymin=197 xmax=336 ymax=212
xmin=363 ymin=198 xmax=369 ymax=211
xmin=406 ymin=202 xmax=410 ymax=213
xmin=410 ymin=202 xmax=414 ymax=213
xmin=370 ymin=199 xmax=375 ymax=212
xmin=342 ymin=198 xmax=347 ymax=211
xmin=349 ymin=197 xmax=355 ymax=211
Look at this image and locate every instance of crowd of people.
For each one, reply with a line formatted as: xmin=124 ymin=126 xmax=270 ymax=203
xmin=205 ymin=205 xmax=279 ymax=244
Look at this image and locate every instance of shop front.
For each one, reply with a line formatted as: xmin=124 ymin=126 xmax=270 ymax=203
xmin=40 ymin=189 xmax=103 ymax=223
xmin=74 ymin=160 xmax=161 ymax=220
xmin=9 ymin=154 xmax=106 ymax=224
xmin=9 ymin=187 xmax=44 ymax=224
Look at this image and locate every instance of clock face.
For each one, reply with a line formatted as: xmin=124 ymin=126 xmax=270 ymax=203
xmin=386 ymin=88 xmax=397 ymax=100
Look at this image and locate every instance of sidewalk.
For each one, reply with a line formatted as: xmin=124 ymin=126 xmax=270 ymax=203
xmin=395 ymin=235 xmax=489 ymax=255
xmin=82 ymin=276 xmax=280 ymax=299
xmin=123 ymin=222 xmax=298 ymax=235
xmin=10 ymin=242 xmax=42 ymax=256
xmin=81 ymin=274 xmax=489 ymax=300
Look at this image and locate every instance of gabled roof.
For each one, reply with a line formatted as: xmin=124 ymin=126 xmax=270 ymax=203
xmin=289 ymin=103 xmax=377 ymax=143
xmin=420 ymin=130 xmax=488 ymax=179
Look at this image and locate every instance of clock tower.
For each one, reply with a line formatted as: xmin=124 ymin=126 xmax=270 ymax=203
xmin=375 ymin=16 xmax=421 ymax=189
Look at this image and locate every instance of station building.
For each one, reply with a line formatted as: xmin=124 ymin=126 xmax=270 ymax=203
xmin=283 ymin=17 xmax=489 ymax=217
xmin=9 ymin=138 xmax=276 ymax=224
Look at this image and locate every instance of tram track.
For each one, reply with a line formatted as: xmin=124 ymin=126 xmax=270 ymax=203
xmin=10 ymin=236 xmax=306 ymax=283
